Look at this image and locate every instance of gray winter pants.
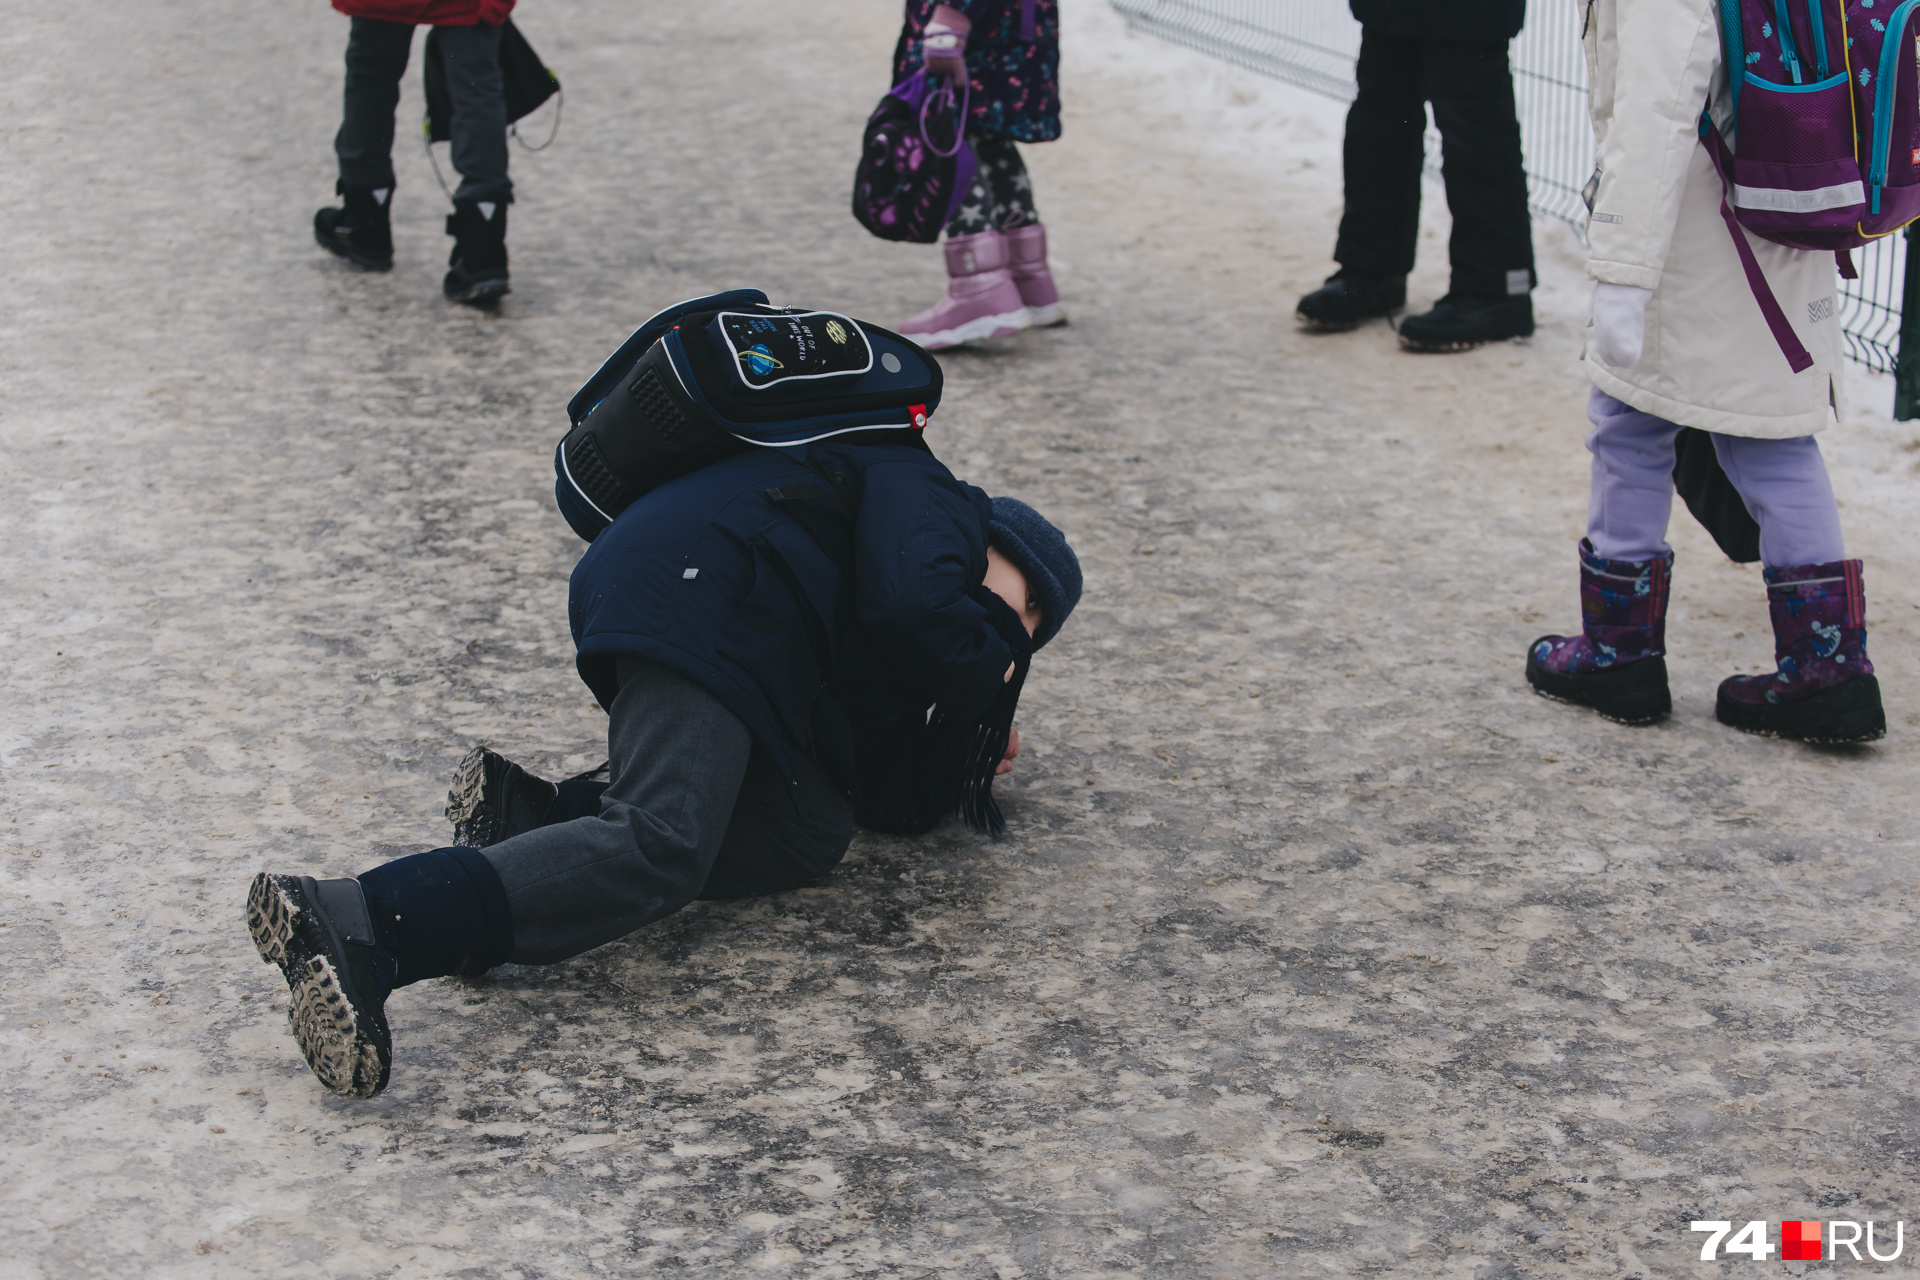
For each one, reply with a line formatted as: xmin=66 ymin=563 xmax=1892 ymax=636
xmin=335 ymin=17 xmax=512 ymax=205
xmin=479 ymin=658 xmax=853 ymax=966
xmin=1585 ymin=388 xmax=1846 ymax=569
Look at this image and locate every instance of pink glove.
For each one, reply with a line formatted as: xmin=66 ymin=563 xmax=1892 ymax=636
xmin=923 ymin=3 xmax=970 ymax=86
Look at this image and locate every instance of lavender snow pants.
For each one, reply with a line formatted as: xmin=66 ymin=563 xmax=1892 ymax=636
xmin=1584 ymin=389 xmax=1845 ymax=568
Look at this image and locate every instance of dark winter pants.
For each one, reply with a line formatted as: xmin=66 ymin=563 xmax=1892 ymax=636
xmin=335 ymin=17 xmax=511 ymax=205
xmin=477 ymin=658 xmax=854 ymax=965
xmin=946 ymin=134 xmax=1039 ymax=236
xmin=1334 ymin=31 xmax=1534 ymax=298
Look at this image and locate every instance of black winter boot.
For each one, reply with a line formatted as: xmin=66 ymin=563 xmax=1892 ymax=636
xmin=246 ymin=873 xmax=396 ymax=1099
xmin=1296 ymin=271 xmax=1406 ymax=331
xmin=443 ymin=199 xmax=510 ymax=304
xmin=446 ymin=745 xmax=555 ymax=848
xmin=313 ymin=181 xmax=394 ymax=272
xmin=1398 ymin=293 xmax=1535 ymax=351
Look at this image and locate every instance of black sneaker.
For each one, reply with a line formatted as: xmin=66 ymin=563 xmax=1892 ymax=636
xmin=443 ymin=199 xmax=510 ymax=305
xmin=1296 ymin=272 xmax=1406 ymax=331
xmin=1398 ymin=293 xmax=1535 ymax=351
xmin=246 ymin=873 xmax=395 ymax=1099
xmin=446 ymin=746 xmax=557 ymax=849
xmin=313 ymin=181 xmax=394 ymax=272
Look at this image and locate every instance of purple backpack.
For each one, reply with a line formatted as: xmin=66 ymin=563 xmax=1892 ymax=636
xmin=852 ymin=69 xmax=976 ymax=244
xmin=1706 ymin=0 xmax=1920 ymax=368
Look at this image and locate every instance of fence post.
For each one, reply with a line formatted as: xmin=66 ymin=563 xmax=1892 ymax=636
xmin=1897 ymin=222 xmax=1920 ymax=420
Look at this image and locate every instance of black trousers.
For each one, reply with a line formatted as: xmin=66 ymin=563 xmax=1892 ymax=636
xmin=334 ymin=17 xmax=511 ymax=205
xmin=1333 ymin=31 xmax=1534 ymax=298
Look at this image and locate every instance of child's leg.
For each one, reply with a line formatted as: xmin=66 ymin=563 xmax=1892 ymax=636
xmin=334 ymin=18 xmax=413 ymax=194
xmin=910 ymin=136 xmax=1031 ymax=346
xmin=432 ymin=21 xmax=511 ymax=206
xmin=474 ymin=658 xmax=758 ymax=965
xmin=1708 ymin=433 xmax=1882 ymax=741
xmin=1585 ymin=389 xmax=1682 ymax=560
xmin=250 ymin=660 xmax=784 ymax=1098
xmin=974 ymin=136 xmax=1038 ymax=230
xmin=1708 ymin=434 xmax=1845 ymax=568
xmin=1524 ymin=389 xmax=1679 ymax=724
xmin=945 ymin=146 xmax=997 ymax=238
xmin=697 ymin=744 xmax=853 ymax=902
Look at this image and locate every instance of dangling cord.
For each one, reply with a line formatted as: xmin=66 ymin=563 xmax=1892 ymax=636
xmin=568 ymin=760 xmax=609 ymax=781
xmin=511 ymin=86 xmax=563 ymax=152
xmin=422 ymin=116 xmax=456 ymax=202
xmin=423 ymin=88 xmax=561 ymax=198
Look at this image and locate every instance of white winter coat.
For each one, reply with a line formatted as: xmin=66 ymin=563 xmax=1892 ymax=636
xmin=1583 ymin=0 xmax=1845 ymax=438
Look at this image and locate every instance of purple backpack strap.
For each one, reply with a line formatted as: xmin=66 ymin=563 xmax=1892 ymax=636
xmin=1701 ymin=122 xmax=1815 ymax=374
xmin=1021 ymin=0 xmax=1036 ymax=41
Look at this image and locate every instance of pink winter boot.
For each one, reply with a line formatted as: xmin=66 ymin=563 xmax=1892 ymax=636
xmin=899 ymin=230 xmax=1031 ymax=350
xmin=1004 ymin=221 xmax=1065 ymax=327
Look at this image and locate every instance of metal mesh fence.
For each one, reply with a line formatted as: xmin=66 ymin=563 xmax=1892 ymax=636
xmin=1110 ymin=0 xmax=1904 ymax=374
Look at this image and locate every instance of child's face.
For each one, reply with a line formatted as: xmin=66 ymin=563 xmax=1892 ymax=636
xmin=983 ymin=545 xmax=1042 ymax=639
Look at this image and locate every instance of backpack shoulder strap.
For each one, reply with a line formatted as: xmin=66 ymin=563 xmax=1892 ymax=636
xmin=1700 ymin=112 xmax=1816 ymax=373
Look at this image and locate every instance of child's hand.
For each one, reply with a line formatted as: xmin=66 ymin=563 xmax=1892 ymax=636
xmin=923 ymin=3 xmax=970 ymax=85
xmin=994 ymin=727 xmax=1020 ymax=776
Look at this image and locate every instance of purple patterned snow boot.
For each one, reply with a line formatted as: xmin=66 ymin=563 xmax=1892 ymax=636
xmin=1525 ymin=540 xmax=1673 ymax=725
xmin=1717 ymin=560 xmax=1885 ymax=743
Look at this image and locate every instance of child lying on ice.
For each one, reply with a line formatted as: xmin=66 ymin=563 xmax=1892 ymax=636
xmin=245 ymin=429 xmax=1080 ymax=1100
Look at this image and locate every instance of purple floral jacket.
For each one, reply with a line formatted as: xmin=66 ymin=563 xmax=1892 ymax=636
xmin=891 ymin=0 xmax=1060 ymax=143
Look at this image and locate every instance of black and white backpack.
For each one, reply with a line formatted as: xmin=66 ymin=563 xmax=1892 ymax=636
xmin=554 ymin=289 xmax=943 ymax=541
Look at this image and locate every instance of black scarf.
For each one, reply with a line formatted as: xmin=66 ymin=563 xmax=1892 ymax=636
xmin=857 ymin=586 xmax=1034 ymax=837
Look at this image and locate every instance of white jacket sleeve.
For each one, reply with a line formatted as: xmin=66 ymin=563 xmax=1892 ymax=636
xmin=1586 ymin=0 xmax=1724 ymax=290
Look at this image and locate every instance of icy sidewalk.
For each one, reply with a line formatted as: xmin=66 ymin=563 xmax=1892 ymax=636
xmin=2 ymin=1 xmax=1917 ymax=1277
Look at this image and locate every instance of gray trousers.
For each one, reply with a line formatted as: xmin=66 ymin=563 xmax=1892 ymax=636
xmin=480 ymin=658 xmax=854 ymax=965
xmin=335 ymin=17 xmax=512 ymax=205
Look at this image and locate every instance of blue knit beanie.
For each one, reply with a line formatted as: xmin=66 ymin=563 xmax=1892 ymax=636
xmin=988 ymin=497 xmax=1081 ymax=650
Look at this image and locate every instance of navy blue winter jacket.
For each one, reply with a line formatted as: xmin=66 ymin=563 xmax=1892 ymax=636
xmin=568 ymin=442 xmax=1013 ymax=810
xmin=1348 ymin=0 xmax=1524 ymax=44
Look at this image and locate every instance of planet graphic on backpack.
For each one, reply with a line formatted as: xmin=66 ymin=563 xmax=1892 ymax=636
xmin=739 ymin=343 xmax=785 ymax=378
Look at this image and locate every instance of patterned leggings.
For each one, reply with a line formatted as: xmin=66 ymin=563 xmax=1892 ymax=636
xmin=944 ymin=134 xmax=1039 ymax=236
